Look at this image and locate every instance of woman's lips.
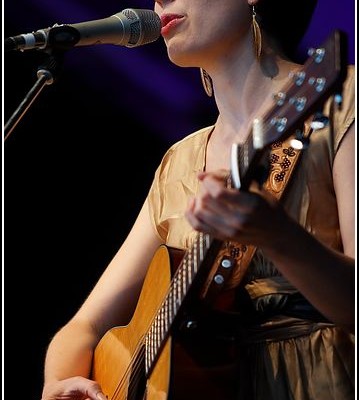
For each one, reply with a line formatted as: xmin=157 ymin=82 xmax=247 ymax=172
xmin=160 ymin=14 xmax=185 ymax=36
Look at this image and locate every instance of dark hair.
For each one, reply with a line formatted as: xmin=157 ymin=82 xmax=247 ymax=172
xmin=256 ymin=0 xmax=318 ymax=61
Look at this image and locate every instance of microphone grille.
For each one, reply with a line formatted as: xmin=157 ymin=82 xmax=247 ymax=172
xmin=122 ymin=8 xmax=161 ymax=47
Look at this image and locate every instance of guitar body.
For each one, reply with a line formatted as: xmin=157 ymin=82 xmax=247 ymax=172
xmin=91 ymin=245 xmax=239 ymax=400
xmin=91 ymin=245 xmax=173 ymax=400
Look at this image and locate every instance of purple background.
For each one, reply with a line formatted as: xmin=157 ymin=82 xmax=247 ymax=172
xmin=4 ymin=1 xmax=355 ymax=399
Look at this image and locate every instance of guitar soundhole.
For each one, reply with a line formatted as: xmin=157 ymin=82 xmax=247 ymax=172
xmin=128 ymin=349 xmax=147 ymax=400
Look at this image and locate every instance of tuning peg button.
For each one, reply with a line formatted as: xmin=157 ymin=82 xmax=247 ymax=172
xmin=289 ymin=96 xmax=307 ymax=112
xmin=307 ymin=47 xmax=325 ymax=63
xmin=310 ymin=113 xmax=329 ymax=130
xmin=308 ymin=77 xmax=326 ymax=92
xmin=289 ymin=70 xmax=306 ymax=86
xmin=273 ymin=91 xmax=286 ymax=106
xmin=290 ymin=129 xmax=310 ymax=150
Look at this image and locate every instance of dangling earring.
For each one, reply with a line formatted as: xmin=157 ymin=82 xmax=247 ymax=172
xmin=200 ymin=68 xmax=213 ymax=97
xmin=252 ymin=6 xmax=262 ymax=59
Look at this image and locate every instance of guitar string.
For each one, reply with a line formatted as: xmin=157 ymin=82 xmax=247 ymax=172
xmin=108 ymin=265 xmax=187 ymax=399
xmin=109 ymin=340 xmax=146 ymax=400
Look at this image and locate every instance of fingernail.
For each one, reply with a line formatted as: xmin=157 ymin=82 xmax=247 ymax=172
xmin=96 ymin=392 xmax=108 ymax=400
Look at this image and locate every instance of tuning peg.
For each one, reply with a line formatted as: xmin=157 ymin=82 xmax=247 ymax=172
xmin=310 ymin=112 xmax=329 ymax=130
xmin=289 ymin=70 xmax=306 ymax=86
xmin=334 ymin=93 xmax=343 ymax=107
xmin=307 ymin=47 xmax=325 ymax=63
xmin=273 ymin=91 xmax=286 ymax=106
xmin=290 ymin=129 xmax=310 ymax=150
xmin=289 ymin=96 xmax=307 ymax=112
xmin=308 ymin=76 xmax=326 ymax=92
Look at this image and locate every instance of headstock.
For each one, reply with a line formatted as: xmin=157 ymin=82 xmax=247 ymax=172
xmin=231 ymin=29 xmax=348 ymax=190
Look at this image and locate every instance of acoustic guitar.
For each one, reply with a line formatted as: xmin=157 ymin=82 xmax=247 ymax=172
xmin=91 ymin=30 xmax=347 ymax=400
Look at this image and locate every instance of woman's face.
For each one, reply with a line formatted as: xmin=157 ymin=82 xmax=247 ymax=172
xmin=153 ymin=0 xmax=252 ymax=67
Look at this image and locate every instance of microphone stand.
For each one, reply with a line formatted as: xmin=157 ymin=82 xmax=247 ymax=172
xmin=4 ymin=50 xmax=64 ymax=141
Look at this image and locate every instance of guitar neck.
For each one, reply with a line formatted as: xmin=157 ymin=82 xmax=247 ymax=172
xmin=231 ymin=30 xmax=347 ymax=191
xmin=145 ymin=233 xmax=223 ymax=376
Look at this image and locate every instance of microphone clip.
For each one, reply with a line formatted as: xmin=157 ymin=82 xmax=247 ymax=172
xmin=5 ymin=24 xmax=81 ymax=52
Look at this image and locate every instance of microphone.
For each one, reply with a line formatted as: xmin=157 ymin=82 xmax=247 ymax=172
xmin=5 ymin=8 xmax=161 ymax=52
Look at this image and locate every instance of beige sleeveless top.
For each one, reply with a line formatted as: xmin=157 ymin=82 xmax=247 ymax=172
xmin=147 ymin=65 xmax=354 ymax=275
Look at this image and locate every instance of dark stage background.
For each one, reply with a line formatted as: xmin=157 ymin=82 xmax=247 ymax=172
xmin=4 ymin=1 xmax=355 ymax=399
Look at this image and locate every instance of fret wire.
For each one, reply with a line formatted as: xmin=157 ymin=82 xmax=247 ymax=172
xmin=158 ymin=316 xmax=162 ymax=349
xmin=182 ymin=256 xmax=187 ymax=296
xmin=177 ymin=267 xmax=183 ymax=302
xmin=149 ymin=328 xmax=153 ymax=366
xmin=193 ymin=238 xmax=198 ymax=281
xmin=155 ymin=317 xmax=159 ymax=354
xmin=189 ymin=246 xmax=195 ymax=274
xmin=173 ymin=278 xmax=178 ymax=314
xmin=199 ymin=232 xmax=204 ymax=261
xmin=145 ymin=335 xmax=149 ymax=372
xmin=161 ymin=306 xmax=167 ymax=340
xmin=169 ymin=290 xmax=173 ymax=324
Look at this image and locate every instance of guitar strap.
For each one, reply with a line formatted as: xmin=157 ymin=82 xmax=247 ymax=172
xmin=201 ymin=121 xmax=313 ymax=306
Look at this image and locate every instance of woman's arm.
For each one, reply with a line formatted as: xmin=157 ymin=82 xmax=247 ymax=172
xmin=41 ymin=199 xmax=163 ymax=399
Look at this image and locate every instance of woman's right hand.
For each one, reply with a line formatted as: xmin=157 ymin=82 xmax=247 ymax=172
xmin=41 ymin=376 xmax=107 ymax=400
